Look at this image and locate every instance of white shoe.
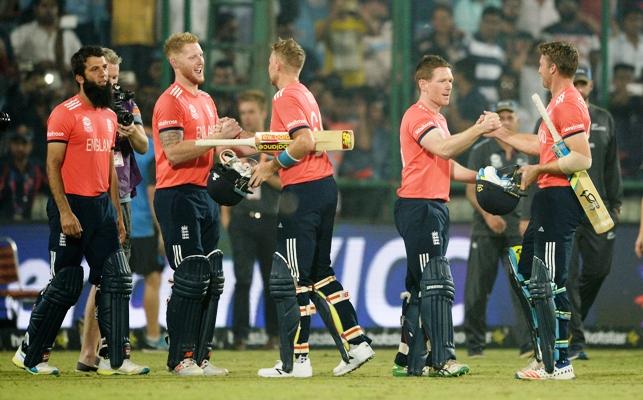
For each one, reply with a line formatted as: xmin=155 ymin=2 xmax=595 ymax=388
xmin=200 ymin=359 xmax=229 ymax=376
xmin=258 ymin=356 xmax=313 ymax=378
xmin=333 ymin=342 xmax=375 ymax=376
xmin=97 ymin=357 xmax=151 ymax=376
xmin=515 ymin=358 xmax=544 ymax=379
xmin=12 ymin=346 xmax=60 ymax=376
xmin=173 ymin=358 xmax=204 ymax=376
xmin=428 ymin=359 xmax=470 ymax=377
xmin=516 ymin=362 xmax=575 ymax=380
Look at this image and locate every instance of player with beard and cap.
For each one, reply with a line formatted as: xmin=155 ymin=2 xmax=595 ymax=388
xmin=11 ymin=45 xmax=149 ymax=375
xmin=152 ymin=32 xmax=241 ymax=376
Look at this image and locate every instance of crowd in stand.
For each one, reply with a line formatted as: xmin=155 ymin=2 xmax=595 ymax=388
xmin=0 ymin=0 xmax=641 ymax=222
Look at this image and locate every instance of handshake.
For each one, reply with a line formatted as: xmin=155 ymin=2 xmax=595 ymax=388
xmin=475 ymin=112 xmax=502 ymax=133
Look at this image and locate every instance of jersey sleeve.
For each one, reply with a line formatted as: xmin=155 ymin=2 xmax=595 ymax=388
xmin=273 ymin=93 xmax=310 ymax=134
xmin=154 ymin=95 xmax=184 ymax=133
xmin=553 ymin=103 xmax=587 ymax=139
xmin=46 ymin=106 xmax=75 ymax=143
xmin=409 ymin=114 xmax=440 ymax=144
xmin=130 ymin=100 xmax=143 ymax=125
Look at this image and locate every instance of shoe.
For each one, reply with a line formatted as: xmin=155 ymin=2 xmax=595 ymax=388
xmin=515 ymin=361 xmax=575 ymax=380
xmin=75 ymin=357 xmax=100 ymax=372
xmin=568 ymin=346 xmax=589 ymax=361
xmin=467 ymin=350 xmax=484 ymax=358
xmin=258 ymin=356 xmax=313 ymax=378
xmin=141 ymin=336 xmax=169 ymax=352
xmin=428 ymin=359 xmax=470 ymax=377
xmin=200 ymin=359 xmax=229 ymax=376
xmin=519 ymin=349 xmax=535 ymax=359
xmin=391 ymin=363 xmax=407 ymax=377
xmin=173 ymin=358 xmax=204 ymax=376
xmin=515 ymin=357 xmax=543 ymax=379
xmin=12 ymin=346 xmax=60 ymax=376
xmin=333 ymin=342 xmax=375 ymax=376
xmin=97 ymin=357 xmax=151 ymax=376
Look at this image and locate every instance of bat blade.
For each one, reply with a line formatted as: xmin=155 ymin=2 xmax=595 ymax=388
xmin=569 ymin=171 xmax=614 ymax=234
xmin=196 ymin=130 xmax=354 ymax=152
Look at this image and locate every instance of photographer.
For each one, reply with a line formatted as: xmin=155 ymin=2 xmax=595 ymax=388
xmin=76 ymin=47 xmax=148 ymax=372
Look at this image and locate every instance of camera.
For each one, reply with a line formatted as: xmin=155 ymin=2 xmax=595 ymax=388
xmin=0 ymin=112 xmax=10 ymax=132
xmin=112 ymin=84 xmax=135 ymax=126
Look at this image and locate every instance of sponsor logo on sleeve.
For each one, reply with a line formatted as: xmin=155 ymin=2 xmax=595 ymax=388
xmin=47 ymin=131 xmax=65 ymax=138
xmin=286 ymin=119 xmax=307 ymax=129
xmin=158 ymin=119 xmax=178 ymax=128
xmin=562 ymin=123 xmax=585 ymax=134
xmin=414 ymin=121 xmax=435 ymax=137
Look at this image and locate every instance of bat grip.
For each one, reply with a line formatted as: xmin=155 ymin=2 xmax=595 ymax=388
xmin=551 ymin=141 xmax=570 ymax=158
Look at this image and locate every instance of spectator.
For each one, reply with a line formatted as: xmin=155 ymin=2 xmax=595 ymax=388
xmin=453 ymin=0 xmax=502 ymax=35
xmin=209 ymin=11 xmax=250 ymax=84
xmin=0 ymin=125 xmax=47 ymax=221
xmin=541 ymin=0 xmax=600 ymax=69
xmin=516 ymin=0 xmax=559 ymax=39
xmin=362 ymin=0 xmax=392 ymax=88
xmin=416 ymin=4 xmax=466 ymax=63
xmin=316 ymin=0 xmax=374 ymax=88
xmin=608 ymin=63 xmax=643 ymax=178
xmin=449 ymin=57 xmax=488 ymax=134
xmin=463 ymin=6 xmax=507 ymax=104
xmin=10 ymin=0 xmax=82 ymax=74
xmin=209 ymin=59 xmax=239 ymax=120
xmin=608 ymin=8 xmax=643 ymax=83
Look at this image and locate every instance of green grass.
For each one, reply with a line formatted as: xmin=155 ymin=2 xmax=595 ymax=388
xmin=1 ymin=349 xmax=642 ymax=399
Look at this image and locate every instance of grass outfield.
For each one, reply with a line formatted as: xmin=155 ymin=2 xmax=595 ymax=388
xmin=0 ymin=349 xmax=641 ymax=399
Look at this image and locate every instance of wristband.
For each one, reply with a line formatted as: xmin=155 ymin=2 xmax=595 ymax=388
xmin=276 ymin=149 xmax=300 ymax=168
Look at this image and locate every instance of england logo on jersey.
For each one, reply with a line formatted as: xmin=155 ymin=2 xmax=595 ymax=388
xmin=82 ymin=116 xmax=94 ymax=133
xmin=106 ymin=119 xmax=114 ymax=134
xmin=189 ymin=104 xmax=199 ymax=120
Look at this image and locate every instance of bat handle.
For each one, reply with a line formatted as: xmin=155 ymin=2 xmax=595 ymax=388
xmin=551 ymin=141 xmax=570 ymax=158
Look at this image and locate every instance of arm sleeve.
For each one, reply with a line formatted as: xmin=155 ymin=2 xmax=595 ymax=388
xmin=604 ymin=112 xmax=623 ymax=210
xmin=273 ymin=93 xmax=310 ymax=135
xmin=154 ymin=95 xmax=184 ymax=132
xmin=410 ymin=116 xmax=439 ymax=145
xmin=130 ymin=100 xmax=143 ymax=125
xmin=554 ymin=103 xmax=587 ymax=139
xmin=46 ymin=107 xmax=75 ymax=143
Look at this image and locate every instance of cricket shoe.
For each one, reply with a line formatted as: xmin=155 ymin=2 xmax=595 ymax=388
xmin=200 ymin=359 xmax=229 ymax=376
xmin=97 ymin=357 xmax=151 ymax=376
xmin=428 ymin=360 xmax=470 ymax=377
xmin=173 ymin=358 xmax=204 ymax=376
xmin=392 ymin=364 xmax=432 ymax=377
xmin=12 ymin=346 xmax=60 ymax=376
xmin=258 ymin=356 xmax=313 ymax=378
xmin=514 ymin=357 xmax=543 ymax=379
xmin=333 ymin=342 xmax=375 ymax=376
xmin=515 ymin=361 xmax=575 ymax=380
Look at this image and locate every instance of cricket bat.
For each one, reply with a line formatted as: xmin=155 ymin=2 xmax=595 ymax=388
xmin=531 ymin=94 xmax=614 ymax=234
xmin=195 ymin=130 xmax=354 ymax=152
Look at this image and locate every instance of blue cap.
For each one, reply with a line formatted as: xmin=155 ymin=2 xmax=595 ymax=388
xmin=574 ymin=65 xmax=592 ymax=82
xmin=495 ymin=99 xmax=517 ymax=113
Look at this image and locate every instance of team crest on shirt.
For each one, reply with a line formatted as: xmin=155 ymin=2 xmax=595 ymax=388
xmin=82 ymin=116 xmax=94 ymax=133
xmin=189 ymin=104 xmax=199 ymax=120
xmin=205 ymin=105 xmax=215 ymax=118
xmin=106 ymin=119 xmax=114 ymax=134
xmin=555 ymin=92 xmax=565 ymax=106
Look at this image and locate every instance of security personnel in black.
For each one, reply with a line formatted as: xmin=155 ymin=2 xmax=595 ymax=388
xmin=566 ymin=66 xmax=623 ymax=360
xmin=221 ymin=90 xmax=280 ymax=350
xmin=463 ymin=100 xmax=532 ymax=357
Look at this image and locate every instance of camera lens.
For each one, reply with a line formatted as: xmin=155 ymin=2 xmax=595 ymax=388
xmin=118 ymin=111 xmax=134 ymax=126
